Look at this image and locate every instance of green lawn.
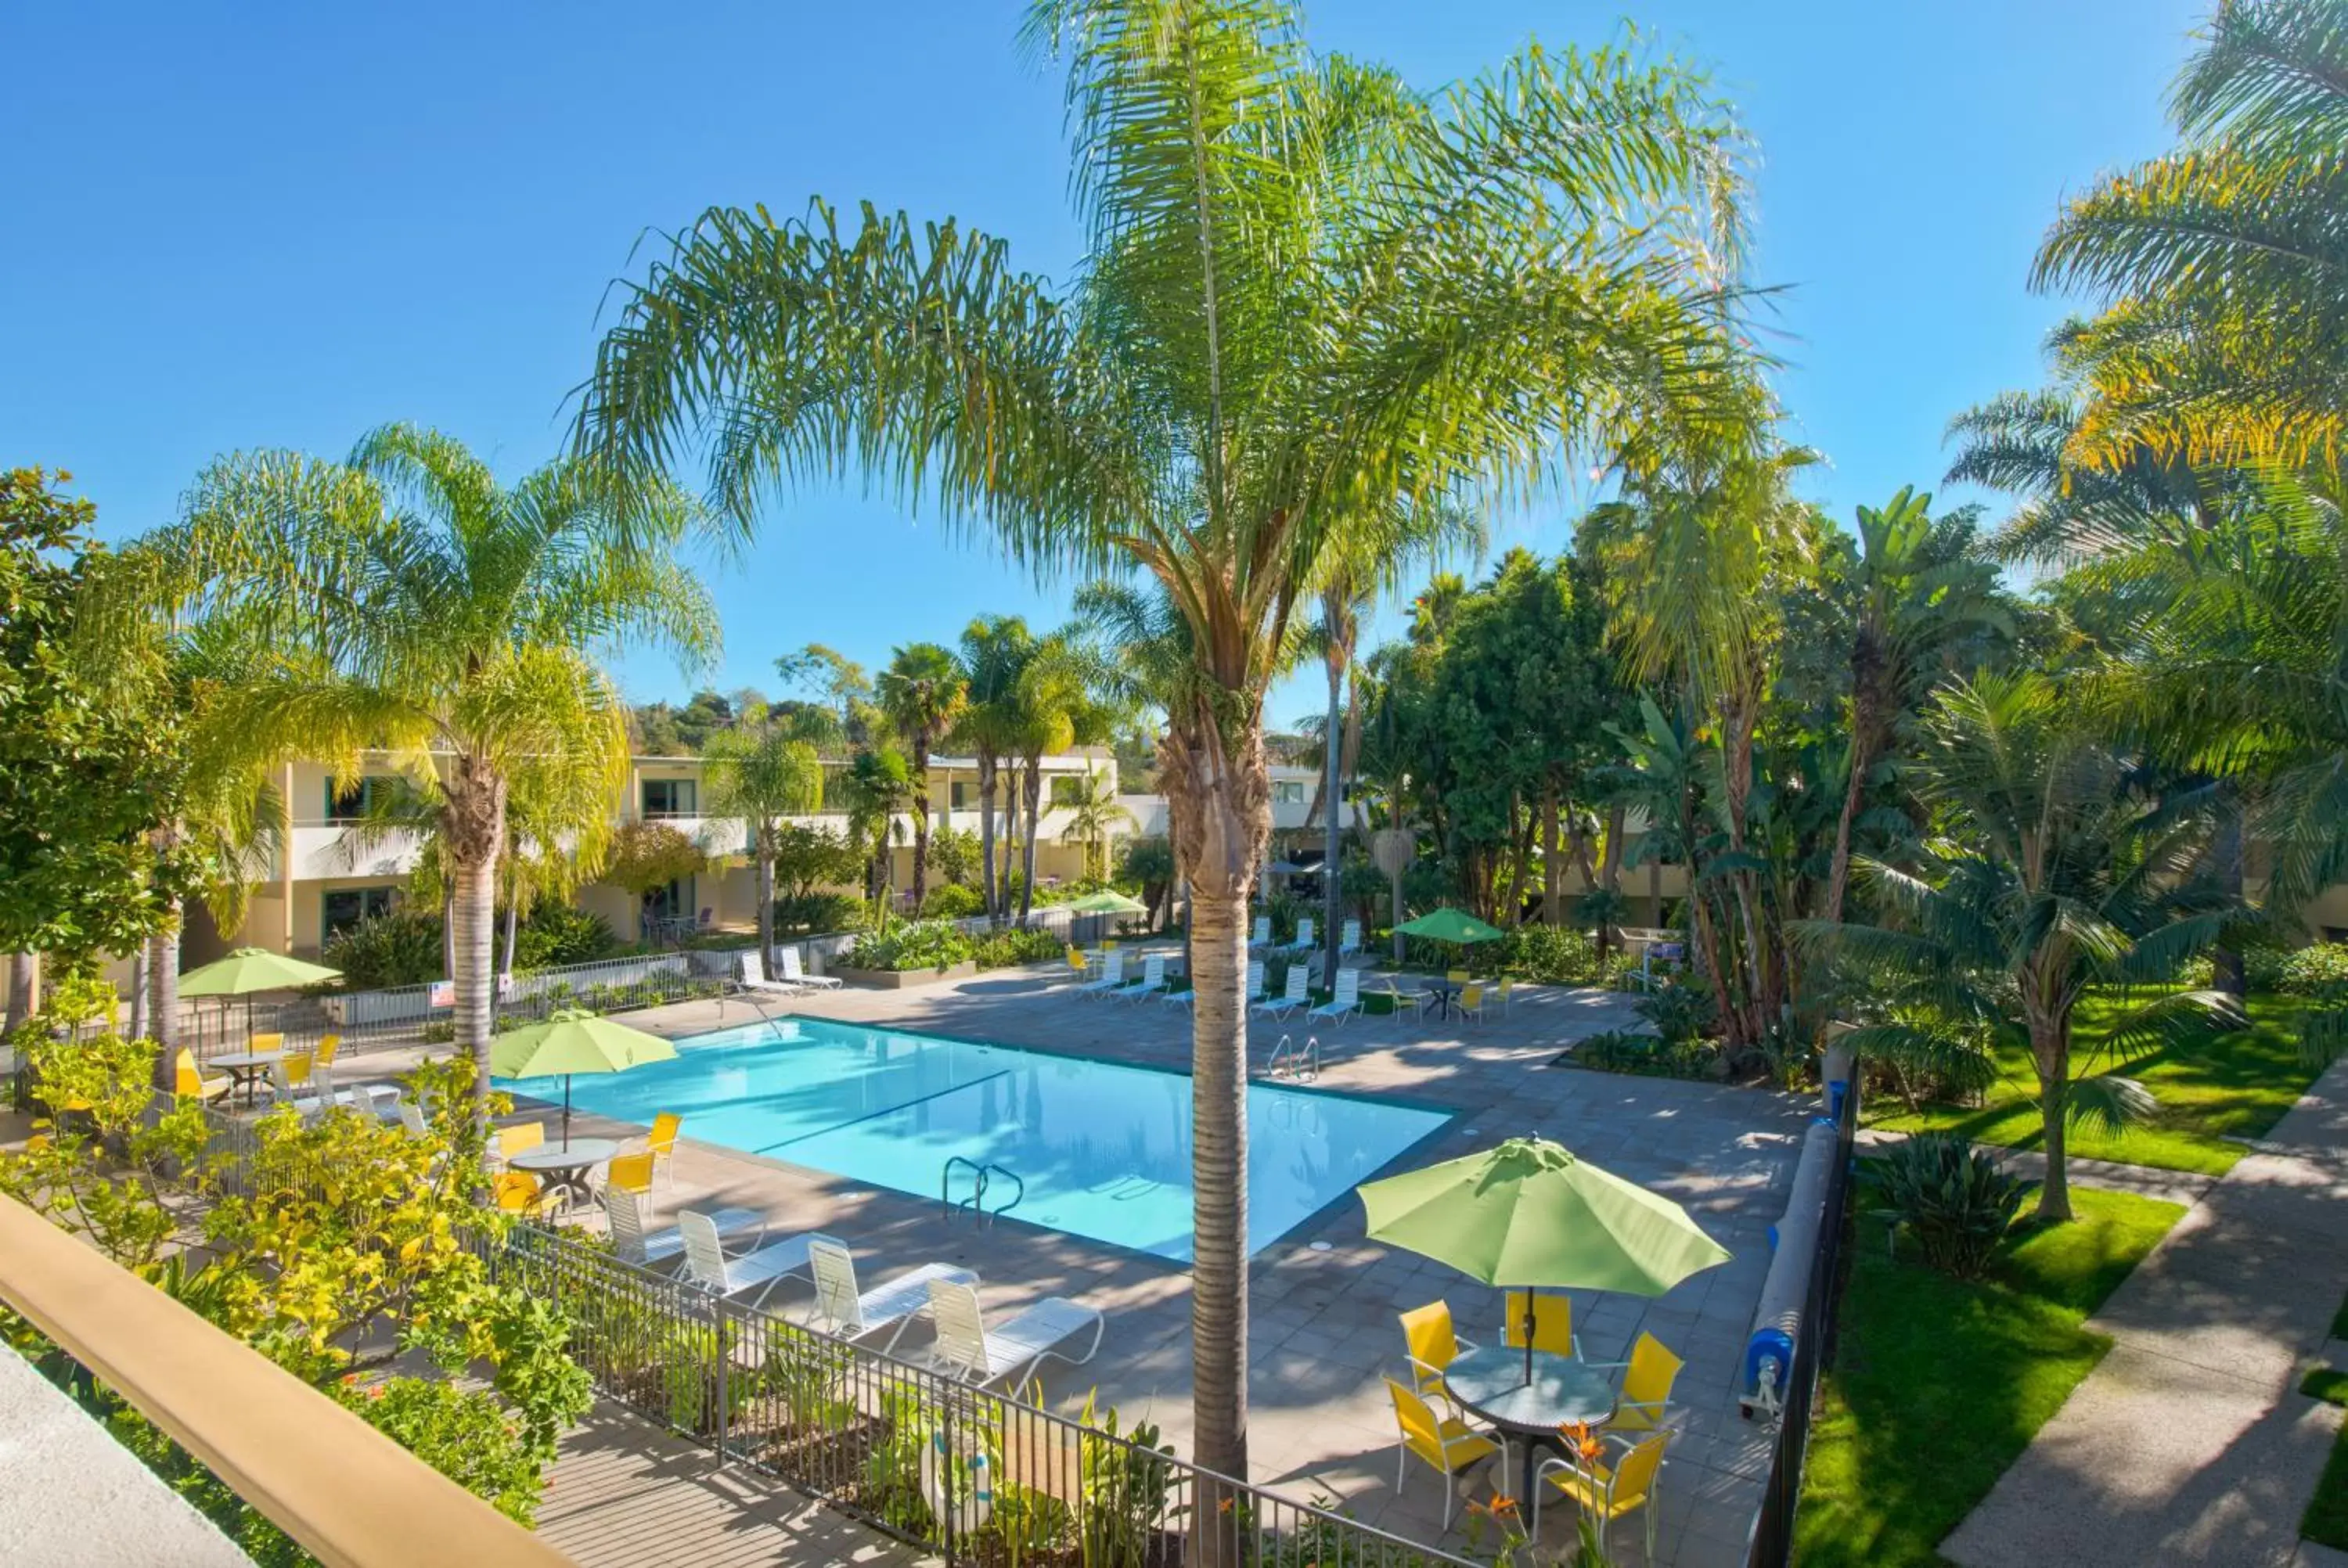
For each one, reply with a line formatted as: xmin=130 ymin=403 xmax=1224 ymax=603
xmin=2307 ymin=1350 xmax=2348 ymax=1551
xmin=1864 ymin=994 xmax=2318 ymax=1175
xmin=1792 ymin=1188 xmax=2186 ymax=1567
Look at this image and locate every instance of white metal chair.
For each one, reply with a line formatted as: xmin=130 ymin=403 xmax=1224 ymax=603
xmin=605 ymin=1187 xmax=767 ymax=1268
xmin=1110 ymin=953 xmax=1168 ymax=1002
xmin=1251 ymin=966 xmax=1309 ymax=1019
xmin=921 ymin=1279 xmax=1105 ymax=1399
xmin=1247 ymin=915 xmax=1273 ymax=950
xmin=1308 ymin=969 xmax=1361 ymax=1027
xmin=804 ymin=1238 xmax=976 ymax=1350
xmin=740 ymin=951 xmax=806 ymax=996
xmin=1284 ymin=917 xmax=1316 ymax=955
xmin=1339 ymin=918 xmax=1363 ymax=958
xmin=776 ymin=948 xmax=842 ymax=990
xmin=1071 ymin=951 xmax=1127 ymax=998
xmin=676 ymin=1210 xmax=831 ymax=1311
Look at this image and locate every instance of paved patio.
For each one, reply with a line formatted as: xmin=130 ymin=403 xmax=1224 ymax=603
xmin=364 ymin=959 xmax=1815 ymax=1566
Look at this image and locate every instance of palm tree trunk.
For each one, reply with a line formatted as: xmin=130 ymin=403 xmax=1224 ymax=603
xmin=2213 ymin=799 xmax=2247 ymax=998
xmin=1648 ymin=850 xmax=1664 ymax=928
xmin=3 ymin=953 xmax=33 ymax=1038
xmin=128 ymin=944 xmax=149 ymax=1040
xmin=909 ymin=740 xmax=933 ymax=913
xmin=1320 ymin=657 xmax=1344 ymax=989
xmin=1597 ymin=805 xmax=1626 ymax=958
xmin=2032 ymin=1024 xmax=2073 ymax=1222
xmin=500 ymin=898 xmax=519 ymax=980
xmin=976 ymin=752 xmax=1000 ymax=925
xmin=1824 ymin=708 xmax=1876 ymax=928
xmin=1019 ymin=761 xmax=1043 ymax=924
xmin=1541 ymin=785 xmax=1562 ymax=926
xmin=452 ymin=852 xmax=498 ymax=1127
xmin=441 ymin=882 xmax=456 ymax=980
xmin=1156 ymin=707 xmax=1268 ymax=1496
xmin=755 ymin=847 xmax=776 ymax=978
xmin=147 ymin=914 xmax=180 ymax=1089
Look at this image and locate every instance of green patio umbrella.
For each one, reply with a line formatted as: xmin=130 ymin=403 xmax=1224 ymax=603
xmin=1064 ymin=890 xmax=1150 ymax=916
xmin=1391 ymin=908 xmax=1506 ymax=945
xmin=1358 ymin=1136 xmax=1732 ymax=1378
xmin=488 ymin=1009 xmax=677 ymax=1147
xmin=177 ymin=947 xmax=344 ymax=1041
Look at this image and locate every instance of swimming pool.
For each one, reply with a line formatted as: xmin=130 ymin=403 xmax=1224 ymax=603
xmin=496 ymin=1016 xmax=1450 ymax=1262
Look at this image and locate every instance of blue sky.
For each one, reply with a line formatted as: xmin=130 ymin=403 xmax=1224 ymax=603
xmin=5 ymin=1 xmax=2202 ymax=725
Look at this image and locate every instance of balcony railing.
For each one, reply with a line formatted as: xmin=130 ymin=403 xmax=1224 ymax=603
xmin=0 ymin=1192 xmax=574 ymax=1568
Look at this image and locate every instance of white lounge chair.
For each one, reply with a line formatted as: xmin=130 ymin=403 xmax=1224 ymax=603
xmin=1252 ymin=966 xmax=1309 ymax=1019
xmin=396 ymin=1100 xmax=430 ymax=1138
xmin=1110 ymin=953 xmax=1167 ymax=1002
xmin=1247 ymin=915 xmax=1273 ymax=951
xmin=1071 ymin=951 xmax=1127 ymax=998
xmin=677 ymin=1210 xmax=832 ymax=1310
xmin=1283 ymin=918 xmax=1316 ymax=956
xmin=776 ymin=948 xmax=842 ymax=990
xmin=804 ymin=1238 xmax=976 ymax=1350
xmin=740 ymin=951 xmax=806 ymax=996
xmin=923 ymin=1278 xmax=1105 ymax=1399
xmin=605 ymin=1187 xmax=766 ymax=1268
xmin=1339 ymin=919 xmax=1363 ymax=958
xmin=1309 ymin=969 xmax=1362 ymax=1027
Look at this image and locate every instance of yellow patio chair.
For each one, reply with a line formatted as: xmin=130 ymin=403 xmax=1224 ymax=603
xmin=1493 ymin=977 xmax=1514 ymax=1016
xmin=1064 ymin=945 xmax=1089 ymax=979
xmin=1457 ymin=983 xmax=1486 ymax=1023
xmin=494 ymin=1171 xmax=567 ymax=1221
xmin=646 ymin=1111 xmax=682 ymax=1188
xmin=1595 ymin=1332 xmax=1684 ymax=1438
xmin=1445 ymin=968 xmax=1470 ymax=984
xmin=283 ymin=1052 xmax=314 ymax=1088
xmin=1500 ymin=1291 xmax=1579 ymax=1358
xmin=495 ymin=1121 xmax=545 ymax=1167
xmin=313 ymin=1033 xmax=341 ymax=1068
xmin=604 ymin=1151 xmax=654 ymax=1195
xmin=1532 ymin=1430 xmax=1669 ymax=1559
xmin=1399 ymin=1301 xmax=1477 ymax=1398
xmin=1385 ymin=1378 xmax=1499 ymax=1530
xmin=174 ymin=1048 xmax=232 ymax=1104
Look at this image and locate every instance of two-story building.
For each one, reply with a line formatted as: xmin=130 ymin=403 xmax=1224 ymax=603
xmin=189 ymin=747 xmax=1131 ymax=962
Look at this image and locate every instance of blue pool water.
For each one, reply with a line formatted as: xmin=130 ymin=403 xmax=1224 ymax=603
xmin=496 ymin=1017 xmax=1449 ymax=1262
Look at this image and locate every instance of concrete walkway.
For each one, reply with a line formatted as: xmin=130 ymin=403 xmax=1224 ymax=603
xmin=1942 ymin=1059 xmax=2348 ymax=1568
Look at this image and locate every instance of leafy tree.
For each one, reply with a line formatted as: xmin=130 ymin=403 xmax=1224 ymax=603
xmin=957 ymin=614 xmax=1039 ymax=922
xmin=0 ymin=470 xmax=194 ymax=1001
xmin=703 ymin=719 xmax=825 ymax=975
xmin=1800 ymin=673 xmax=2240 ymax=1220
xmin=1118 ymin=834 xmax=1177 ymax=928
xmin=136 ymin=426 xmax=716 ymax=1120
xmin=769 ymin=821 xmax=862 ymax=905
xmin=877 ymin=642 xmax=968 ymax=912
xmin=603 ymin=821 xmax=707 ymax=904
xmin=840 ymin=746 xmax=913 ymax=914
xmin=574 ymin=0 xmax=1751 ymax=1481
xmin=927 ymin=825 xmax=981 ymax=889
xmin=1055 ymin=767 xmax=1135 ymax=881
xmin=776 ymin=643 xmax=880 ymax=744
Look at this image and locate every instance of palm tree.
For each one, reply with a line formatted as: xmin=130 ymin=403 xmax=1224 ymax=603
xmin=957 ymin=615 xmax=1035 ymax=922
xmin=1799 ymin=673 xmax=2239 ymax=1221
xmin=703 ymin=717 xmax=826 ymax=976
xmin=2033 ymin=0 xmax=2348 ymax=472
xmin=840 ymin=746 xmax=913 ymax=916
xmin=575 ymin=0 xmax=1748 ymax=1482
xmin=1822 ymin=488 xmax=2008 ymax=926
xmin=139 ymin=425 xmax=715 ymax=1117
xmin=1056 ymin=767 xmax=1135 ymax=880
xmin=877 ymin=643 xmax=969 ymax=914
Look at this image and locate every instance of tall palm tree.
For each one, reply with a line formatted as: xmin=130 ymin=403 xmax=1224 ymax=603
xmin=703 ymin=716 xmax=826 ymax=976
xmin=957 ymin=615 xmax=1035 ymax=922
xmin=1822 ymin=488 xmax=2008 ymax=926
xmin=2034 ymin=0 xmax=2348 ymax=472
xmin=877 ymin=643 xmax=969 ymax=913
xmin=574 ymin=0 xmax=1748 ymax=1482
xmin=840 ymin=746 xmax=913 ymax=916
xmin=1799 ymin=672 xmax=2239 ymax=1221
xmin=139 ymin=426 xmax=715 ymax=1117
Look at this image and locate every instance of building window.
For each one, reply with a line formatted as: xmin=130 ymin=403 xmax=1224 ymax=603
xmin=322 ymin=886 xmax=395 ymax=944
xmin=1050 ymin=775 xmax=1086 ymax=807
xmin=950 ymin=781 xmax=969 ymax=810
xmin=642 ymin=778 xmax=697 ymax=818
xmin=1272 ymin=780 xmax=1307 ymax=805
xmin=323 ymin=775 xmax=391 ymax=822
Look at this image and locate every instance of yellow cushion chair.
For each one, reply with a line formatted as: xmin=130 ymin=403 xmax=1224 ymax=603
xmin=1399 ymin=1301 xmax=1478 ymax=1398
xmin=604 ymin=1151 xmax=655 ymax=1196
xmin=1457 ymin=983 xmax=1486 ymax=1023
xmin=494 ymin=1171 xmax=567 ymax=1221
xmin=495 ymin=1121 xmax=545 ymax=1167
xmin=174 ymin=1048 xmax=232 ymax=1104
xmin=1597 ymin=1332 xmax=1685 ymax=1437
xmin=1500 ymin=1290 xmax=1580 ymax=1358
xmin=313 ymin=1033 xmax=341 ymax=1068
xmin=646 ymin=1112 xmax=683 ymax=1188
xmin=1385 ymin=1378 xmax=1500 ymax=1530
xmin=1533 ymin=1431 xmax=1669 ymax=1559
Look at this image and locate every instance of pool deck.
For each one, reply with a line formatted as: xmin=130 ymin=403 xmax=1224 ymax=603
xmin=373 ymin=962 xmax=1812 ymax=1566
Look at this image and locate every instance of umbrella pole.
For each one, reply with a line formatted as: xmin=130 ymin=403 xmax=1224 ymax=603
xmin=563 ymin=1076 xmax=573 ymax=1149
xmin=1524 ymin=1291 xmax=1536 ymax=1382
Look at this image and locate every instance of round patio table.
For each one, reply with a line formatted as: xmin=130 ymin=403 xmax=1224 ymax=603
xmin=1442 ymin=1343 xmax=1618 ymax=1509
xmin=207 ymin=1048 xmax=288 ymax=1109
xmin=1421 ymin=980 xmax=1464 ymax=1020
xmin=506 ymin=1137 xmax=621 ymax=1210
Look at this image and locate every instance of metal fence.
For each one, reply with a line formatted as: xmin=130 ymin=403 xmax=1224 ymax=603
xmin=482 ymin=1225 xmax=1477 ymax=1568
xmin=1742 ymin=1081 xmax=1860 ymax=1568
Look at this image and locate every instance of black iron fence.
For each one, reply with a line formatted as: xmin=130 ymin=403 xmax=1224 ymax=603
xmin=1741 ymin=1081 xmax=1860 ymax=1568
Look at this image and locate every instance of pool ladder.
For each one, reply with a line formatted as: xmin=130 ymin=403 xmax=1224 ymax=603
xmin=1263 ymin=1034 xmax=1320 ymax=1082
xmin=941 ymin=1156 xmax=1025 ymax=1226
